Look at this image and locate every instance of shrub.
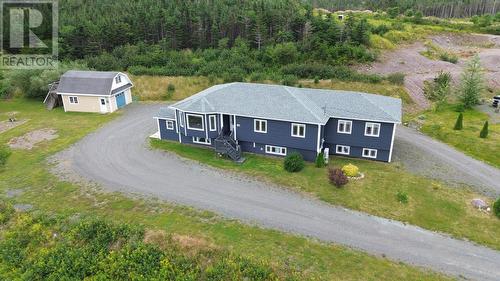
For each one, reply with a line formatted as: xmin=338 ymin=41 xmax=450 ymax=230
xmin=396 ymin=191 xmax=409 ymax=204
xmin=439 ymin=52 xmax=458 ymax=64
xmin=342 ymin=164 xmax=359 ymax=177
xmin=480 ymin=121 xmax=489 ymax=138
xmin=167 ymin=83 xmax=175 ymax=93
xmin=328 ymin=168 xmax=348 ymax=188
xmin=453 ymin=113 xmax=463 ymax=130
xmin=494 ymin=198 xmax=500 ymax=218
xmin=283 ymin=152 xmax=304 ymax=173
xmin=282 ymin=75 xmax=298 ymax=86
xmin=313 ymin=77 xmax=319 ymax=84
xmin=0 ymin=146 xmax=11 ymax=167
xmin=315 ymin=152 xmax=326 ymax=168
xmin=0 ymin=202 xmax=14 ymax=224
xmin=386 ymin=72 xmax=405 ymax=85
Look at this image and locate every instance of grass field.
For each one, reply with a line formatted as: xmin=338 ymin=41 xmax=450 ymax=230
xmin=0 ymin=99 xmax=450 ymax=280
xmin=131 ymin=75 xmax=219 ymax=101
xmin=419 ymin=104 xmax=499 ymax=168
xmin=151 ymin=139 xmax=500 ymax=251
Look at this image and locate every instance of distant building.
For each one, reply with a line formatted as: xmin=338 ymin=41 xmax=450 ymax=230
xmin=154 ymin=83 xmax=402 ymax=163
xmin=44 ymin=71 xmax=133 ymax=113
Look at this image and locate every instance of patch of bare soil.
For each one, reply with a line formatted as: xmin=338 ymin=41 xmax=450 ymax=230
xmin=357 ymin=33 xmax=500 ymax=110
xmin=0 ymin=120 xmax=27 ymax=134
xmin=8 ymin=128 xmax=58 ymax=150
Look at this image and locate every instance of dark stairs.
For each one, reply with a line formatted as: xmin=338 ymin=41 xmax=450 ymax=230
xmin=215 ymin=130 xmax=244 ymax=163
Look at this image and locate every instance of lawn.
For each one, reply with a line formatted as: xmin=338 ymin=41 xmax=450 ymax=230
xmin=419 ymin=104 xmax=499 ymax=168
xmin=151 ymin=139 xmax=500 ymax=251
xmin=0 ymin=99 xmax=449 ymax=280
xmin=131 ymin=75 xmax=219 ymax=101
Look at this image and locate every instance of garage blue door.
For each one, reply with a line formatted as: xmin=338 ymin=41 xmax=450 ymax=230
xmin=116 ymin=92 xmax=126 ymax=108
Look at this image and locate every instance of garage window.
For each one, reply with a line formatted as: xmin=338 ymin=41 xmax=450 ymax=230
xmin=69 ymin=96 xmax=79 ymax=104
xmin=186 ymin=114 xmax=204 ymax=131
xmin=115 ymin=75 xmax=122 ymax=83
xmin=166 ymin=121 xmax=174 ymax=130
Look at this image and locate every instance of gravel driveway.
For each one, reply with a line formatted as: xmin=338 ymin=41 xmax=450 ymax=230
xmin=53 ymin=104 xmax=500 ymax=281
xmin=393 ymin=126 xmax=500 ymax=197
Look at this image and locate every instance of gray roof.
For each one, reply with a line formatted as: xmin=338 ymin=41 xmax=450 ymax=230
xmin=57 ymin=70 xmax=125 ymax=96
xmin=166 ymin=83 xmax=402 ymax=124
xmin=157 ymin=107 xmax=176 ymax=119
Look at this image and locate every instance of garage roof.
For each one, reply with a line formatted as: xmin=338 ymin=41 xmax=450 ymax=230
xmin=57 ymin=71 xmax=125 ymax=96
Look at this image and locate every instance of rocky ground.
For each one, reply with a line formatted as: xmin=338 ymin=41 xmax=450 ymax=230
xmin=357 ymin=33 xmax=500 ymax=110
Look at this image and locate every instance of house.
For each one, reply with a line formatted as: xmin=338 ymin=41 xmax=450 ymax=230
xmin=154 ymin=83 xmax=402 ymax=162
xmin=44 ymin=71 xmax=133 ymax=113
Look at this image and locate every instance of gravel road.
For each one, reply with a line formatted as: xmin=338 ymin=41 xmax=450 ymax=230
xmin=393 ymin=126 xmax=500 ymax=197
xmin=53 ymin=104 xmax=500 ymax=281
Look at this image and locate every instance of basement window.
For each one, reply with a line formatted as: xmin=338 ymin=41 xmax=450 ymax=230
xmin=336 ymin=145 xmax=350 ymax=155
xmin=186 ymin=114 xmax=204 ymax=131
xmin=69 ymin=96 xmax=79 ymax=104
xmin=192 ymin=137 xmax=211 ymax=145
xmin=362 ymin=148 xmax=378 ymax=159
xmin=265 ymin=145 xmax=286 ymax=156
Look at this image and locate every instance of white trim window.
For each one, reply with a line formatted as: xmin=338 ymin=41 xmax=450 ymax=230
xmin=69 ymin=96 xmax=79 ymax=104
xmin=186 ymin=114 xmax=204 ymax=131
xmin=254 ymin=119 xmax=267 ymax=133
xmin=291 ymin=123 xmax=306 ymax=138
xmin=265 ymin=145 xmax=287 ymax=156
xmin=209 ymin=115 xmax=217 ymax=131
xmin=336 ymin=145 xmax=350 ymax=155
xmin=192 ymin=137 xmax=211 ymax=145
xmin=365 ymin=122 xmax=381 ymax=137
xmin=115 ymin=75 xmax=122 ymax=84
xmin=362 ymin=148 xmax=378 ymax=159
xmin=166 ymin=120 xmax=174 ymax=130
xmin=337 ymin=120 xmax=352 ymax=134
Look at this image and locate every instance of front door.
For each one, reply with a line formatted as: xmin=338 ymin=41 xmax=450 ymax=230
xmin=222 ymin=114 xmax=231 ymax=135
xmin=99 ymin=98 xmax=107 ymax=113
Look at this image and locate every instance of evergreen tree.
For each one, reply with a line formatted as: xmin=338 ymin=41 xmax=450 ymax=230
xmin=459 ymin=55 xmax=484 ymax=109
xmin=480 ymin=121 xmax=489 ymax=138
xmin=454 ymin=113 xmax=463 ymax=130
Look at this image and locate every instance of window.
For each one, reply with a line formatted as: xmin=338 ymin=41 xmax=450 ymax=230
xmin=265 ymin=145 xmax=287 ymax=156
xmin=209 ymin=115 xmax=217 ymax=131
xmin=115 ymin=75 xmax=122 ymax=84
xmin=337 ymin=120 xmax=352 ymax=134
xmin=291 ymin=123 xmax=306 ymax=138
xmin=365 ymin=123 xmax=381 ymax=137
xmin=69 ymin=96 xmax=78 ymax=104
xmin=166 ymin=121 xmax=174 ymax=130
xmin=336 ymin=145 xmax=350 ymax=155
xmin=192 ymin=137 xmax=211 ymax=145
xmin=186 ymin=114 xmax=204 ymax=131
xmin=254 ymin=119 xmax=267 ymax=133
xmin=100 ymin=98 xmax=106 ymax=105
xmin=362 ymin=148 xmax=378 ymax=159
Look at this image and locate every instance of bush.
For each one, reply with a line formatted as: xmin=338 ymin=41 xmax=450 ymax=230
xmin=282 ymin=75 xmax=298 ymax=86
xmin=453 ymin=113 xmax=463 ymax=130
xmin=386 ymin=72 xmax=405 ymax=85
xmin=494 ymin=198 xmax=500 ymax=218
xmin=315 ymin=152 xmax=326 ymax=168
xmin=342 ymin=164 xmax=359 ymax=177
xmin=396 ymin=191 xmax=409 ymax=204
xmin=283 ymin=152 xmax=305 ymax=173
xmin=480 ymin=121 xmax=489 ymax=138
xmin=328 ymin=168 xmax=348 ymax=188
xmin=0 ymin=146 xmax=11 ymax=167
xmin=167 ymin=83 xmax=175 ymax=93
xmin=439 ymin=52 xmax=458 ymax=64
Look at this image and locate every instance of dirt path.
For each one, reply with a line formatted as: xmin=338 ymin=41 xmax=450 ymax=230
xmin=358 ymin=33 xmax=500 ymax=109
xmin=51 ymin=104 xmax=500 ymax=281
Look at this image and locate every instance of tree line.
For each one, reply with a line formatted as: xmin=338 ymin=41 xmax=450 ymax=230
xmin=307 ymin=0 xmax=500 ymax=18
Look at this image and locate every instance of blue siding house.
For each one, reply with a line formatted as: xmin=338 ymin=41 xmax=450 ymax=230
xmin=154 ymin=83 xmax=401 ymax=162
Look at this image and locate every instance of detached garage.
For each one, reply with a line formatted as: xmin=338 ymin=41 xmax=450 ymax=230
xmin=45 ymin=71 xmax=133 ymax=113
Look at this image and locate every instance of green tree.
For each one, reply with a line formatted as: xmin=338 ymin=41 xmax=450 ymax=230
xmin=454 ymin=113 xmax=463 ymax=130
xmin=424 ymin=71 xmax=451 ymax=105
xmin=459 ymin=55 xmax=484 ymax=109
xmin=480 ymin=121 xmax=489 ymax=138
